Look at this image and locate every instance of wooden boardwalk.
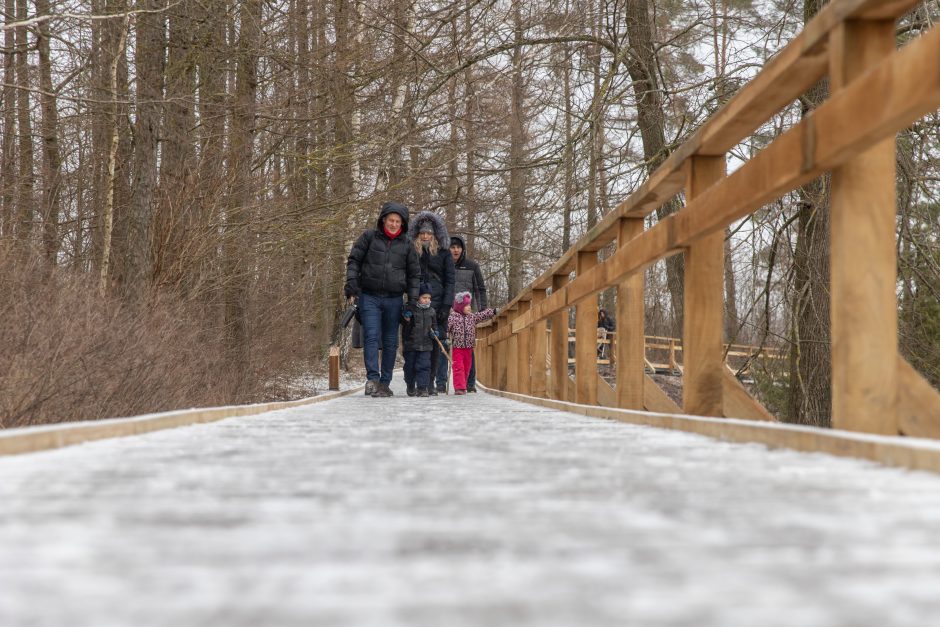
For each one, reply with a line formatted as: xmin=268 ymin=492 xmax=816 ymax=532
xmin=3 ymin=380 xmax=940 ymax=626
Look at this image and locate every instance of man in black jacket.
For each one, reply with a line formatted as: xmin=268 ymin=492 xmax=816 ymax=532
xmin=449 ymin=235 xmax=488 ymax=392
xmin=345 ymin=202 xmax=420 ymax=397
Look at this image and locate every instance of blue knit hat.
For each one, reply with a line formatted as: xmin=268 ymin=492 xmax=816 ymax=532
xmin=419 ymin=283 xmax=432 ymax=297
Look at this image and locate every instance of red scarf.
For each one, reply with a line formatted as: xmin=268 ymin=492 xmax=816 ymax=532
xmin=384 ymin=225 xmax=402 ymax=240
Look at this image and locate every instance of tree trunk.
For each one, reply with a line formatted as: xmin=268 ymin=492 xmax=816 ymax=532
xmin=14 ymin=0 xmax=34 ymax=245
xmin=224 ymin=0 xmax=263 ymax=386
xmin=124 ymin=0 xmax=165 ymax=301
xmin=624 ymin=0 xmax=684 ymax=334
xmin=463 ymin=1 xmax=477 ymax=257
xmin=1 ymin=0 xmax=16 ymax=239
xmin=36 ymin=0 xmax=64 ymax=265
xmin=507 ymin=0 xmax=527 ymax=299
xmin=786 ymin=0 xmax=831 ymax=427
xmin=561 ymin=39 xmax=573 ymax=252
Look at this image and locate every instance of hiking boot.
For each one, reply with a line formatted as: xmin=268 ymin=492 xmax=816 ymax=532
xmin=406 ymin=382 xmax=416 ymax=397
xmin=373 ymin=382 xmax=393 ymax=397
xmin=365 ymin=380 xmax=377 ymax=396
xmin=428 ymin=387 xmax=438 ymax=396
xmin=436 ymin=384 xmax=447 ymax=394
xmin=455 ymin=389 xmax=466 ymax=395
xmin=467 ymin=385 xmax=477 ymax=393
xmin=417 ymin=387 xmax=430 ymax=397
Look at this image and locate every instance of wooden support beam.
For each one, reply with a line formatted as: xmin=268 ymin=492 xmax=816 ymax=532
xmin=616 ymin=218 xmax=645 ymax=409
xmin=644 ymin=375 xmax=682 ymax=414
xmin=829 ymin=19 xmax=898 ymax=434
xmin=507 ymin=306 xmax=520 ymax=394
xmin=721 ymin=369 xmax=775 ymax=422
xmin=328 ymin=346 xmax=340 ymax=391
xmin=530 ymin=289 xmax=548 ymax=397
xmin=683 ymin=155 xmax=726 ymax=416
xmin=897 ymin=356 xmax=940 ymax=438
xmin=550 ymin=274 xmax=570 ymax=401
xmin=575 ymin=251 xmax=599 ymax=405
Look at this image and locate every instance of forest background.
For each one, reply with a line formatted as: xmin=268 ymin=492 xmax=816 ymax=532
xmin=2 ymin=0 xmax=939 ymax=428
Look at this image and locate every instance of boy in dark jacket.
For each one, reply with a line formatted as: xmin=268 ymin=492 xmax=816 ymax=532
xmin=401 ymin=283 xmax=439 ymax=397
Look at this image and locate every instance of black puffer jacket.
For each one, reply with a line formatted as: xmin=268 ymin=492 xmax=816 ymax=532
xmin=401 ymin=303 xmax=437 ymax=353
xmin=345 ymin=202 xmax=420 ymax=301
xmin=409 ymin=212 xmax=455 ymax=322
xmin=450 ymin=235 xmax=488 ymax=311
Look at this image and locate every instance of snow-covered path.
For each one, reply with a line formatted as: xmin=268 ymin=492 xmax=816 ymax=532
xmin=3 ymin=379 xmax=940 ymax=627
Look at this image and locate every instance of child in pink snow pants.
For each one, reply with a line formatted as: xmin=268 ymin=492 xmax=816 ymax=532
xmin=447 ymin=291 xmax=496 ymax=395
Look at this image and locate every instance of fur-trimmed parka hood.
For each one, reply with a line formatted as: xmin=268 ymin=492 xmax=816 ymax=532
xmin=408 ymin=211 xmax=450 ymax=251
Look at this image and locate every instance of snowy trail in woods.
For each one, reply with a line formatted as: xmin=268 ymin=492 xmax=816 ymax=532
xmin=3 ymin=380 xmax=940 ymax=627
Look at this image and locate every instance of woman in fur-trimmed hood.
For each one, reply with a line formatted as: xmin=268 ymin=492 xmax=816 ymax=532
xmin=408 ymin=210 xmax=455 ymax=393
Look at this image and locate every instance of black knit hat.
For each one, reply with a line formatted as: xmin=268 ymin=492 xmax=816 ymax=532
xmin=419 ymin=282 xmax=433 ymax=297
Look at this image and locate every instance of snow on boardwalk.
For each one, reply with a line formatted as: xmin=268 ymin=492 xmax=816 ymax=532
xmin=3 ymin=381 xmax=940 ymax=627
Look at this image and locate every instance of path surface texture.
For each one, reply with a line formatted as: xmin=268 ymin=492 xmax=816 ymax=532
xmin=3 ymin=379 xmax=940 ymax=627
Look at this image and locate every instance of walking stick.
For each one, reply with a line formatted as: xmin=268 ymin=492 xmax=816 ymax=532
xmin=431 ymin=334 xmax=452 ymax=395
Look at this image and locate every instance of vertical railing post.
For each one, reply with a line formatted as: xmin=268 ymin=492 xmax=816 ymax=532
xmin=507 ymin=307 xmax=520 ymax=393
xmin=616 ymin=218 xmax=645 ymax=409
xmin=683 ymin=155 xmax=726 ymax=416
xmin=575 ymin=251 xmax=598 ymax=405
xmin=549 ymin=274 xmax=569 ymax=401
xmin=496 ymin=315 xmax=509 ymax=391
xmin=328 ymin=345 xmax=340 ymax=391
xmin=531 ymin=289 xmax=548 ymax=397
xmin=477 ymin=328 xmax=490 ymax=387
xmin=516 ymin=300 xmax=532 ymax=396
xmin=829 ymin=19 xmax=898 ymax=434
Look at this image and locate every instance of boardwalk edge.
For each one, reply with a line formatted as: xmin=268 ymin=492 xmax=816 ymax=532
xmin=478 ymin=384 xmax=940 ymax=475
xmin=0 ymin=385 xmax=364 ymax=457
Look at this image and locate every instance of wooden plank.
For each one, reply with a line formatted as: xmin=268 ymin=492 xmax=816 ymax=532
xmin=616 ymin=218 xmax=645 ymax=409
xmin=597 ymin=375 xmax=617 ymax=408
xmin=549 ymin=274 xmax=569 ymax=401
xmin=328 ymin=345 xmax=340 ymax=391
xmin=0 ymin=386 xmax=364 ymax=457
xmin=644 ymin=374 xmax=682 ymax=414
xmin=530 ymin=289 xmax=548 ymax=397
xmin=575 ymin=251 xmax=599 ymax=405
xmin=476 ymin=383 xmax=940 ymax=475
xmin=897 ymin=356 xmax=940 ymax=439
xmin=507 ymin=328 xmax=520 ymax=394
xmin=722 ymin=369 xmax=775 ymax=422
xmin=683 ymin=156 xmax=726 ymax=416
xmin=829 ymin=19 xmax=898 ymax=435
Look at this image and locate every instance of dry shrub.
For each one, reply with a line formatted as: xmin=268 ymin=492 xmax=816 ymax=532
xmin=0 ymin=253 xmax=237 ymax=428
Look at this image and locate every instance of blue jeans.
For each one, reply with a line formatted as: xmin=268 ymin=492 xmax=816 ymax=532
xmin=430 ymin=319 xmax=449 ymax=388
xmin=359 ymin=292 xmax=404 ymax=384
xmin=403 ymin=350 xmax=432 ymax=389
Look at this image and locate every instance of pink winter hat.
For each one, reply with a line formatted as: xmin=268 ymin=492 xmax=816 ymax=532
xmin=453 ymin=291 xmax=472 ymax=313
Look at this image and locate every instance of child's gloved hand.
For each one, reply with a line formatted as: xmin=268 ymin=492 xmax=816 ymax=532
xmin=430 ymin=328 xmax=440 ymax=339
xmin=402 ymin=309 xmax=413 ymax=321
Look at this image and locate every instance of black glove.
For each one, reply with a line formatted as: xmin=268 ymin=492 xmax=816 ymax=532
xmin=344 ymin=282 xmax=359 ymax=299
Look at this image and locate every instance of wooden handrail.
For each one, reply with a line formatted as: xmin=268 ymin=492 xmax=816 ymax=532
xmin=477 ymin=0 xmax=940 ymax=439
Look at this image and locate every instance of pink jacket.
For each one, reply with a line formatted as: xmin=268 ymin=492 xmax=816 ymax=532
xmin=447 ymin=308 xmax=496 ymax=349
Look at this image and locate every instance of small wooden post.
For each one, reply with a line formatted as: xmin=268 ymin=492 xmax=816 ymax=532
xmin=516 ymin=300 xmax=532 ymax=396
xmin=507 ymin=308 xmax=520 ymax=394
xmin=550 ymin=274 xmax=569 ymax=401
xmin=575 ymin=251 xmax=599 ymax=405
xmin=683 ymin=155 xmax=726 ymax=416
xmin=829 ymin=20 xmax=898 ymax=434
xmin=668 ymin=339 xmax=677 ymax=372
xmin=328 ymin=345 xmax=340 ymax=391
xmin=496 ymin=315 xmax=509 ymax=391
xmin=616 ymin=218 xmax=645 ymax=409
xmin=531 ymin=289 xmax=548 ymax=397
xmin=476 ymin=328 xmax=490 ymax=387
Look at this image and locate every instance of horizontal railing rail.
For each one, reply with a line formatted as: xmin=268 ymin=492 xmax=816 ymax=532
xmin=477 ymin=0 xmax=940 ymax=439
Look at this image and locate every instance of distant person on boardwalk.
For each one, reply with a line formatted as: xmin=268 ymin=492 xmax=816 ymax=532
xmin=345 ymin=201 xmax=420 ymax=397
xmin=409 ymin=212 xmax=455 ymax=395
xmin=449 ymin=235 xmax=488 ymax=392
xmin=597 ymin=308 xmax=616 ymax=359
xmin=447 ymin=292 xmax=496 ymax=395
xmin=401 ymin=283 xmax=440 ymax=397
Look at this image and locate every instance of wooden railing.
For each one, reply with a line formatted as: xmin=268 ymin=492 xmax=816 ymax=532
xmin=565 ymin=331 xmax=784 ymax=375
xmin=477 ymin=0 xmax=940 ymax=438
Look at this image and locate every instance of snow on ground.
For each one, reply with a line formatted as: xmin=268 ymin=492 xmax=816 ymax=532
xmin=2 ymin=377 xmax=940 ymax=627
